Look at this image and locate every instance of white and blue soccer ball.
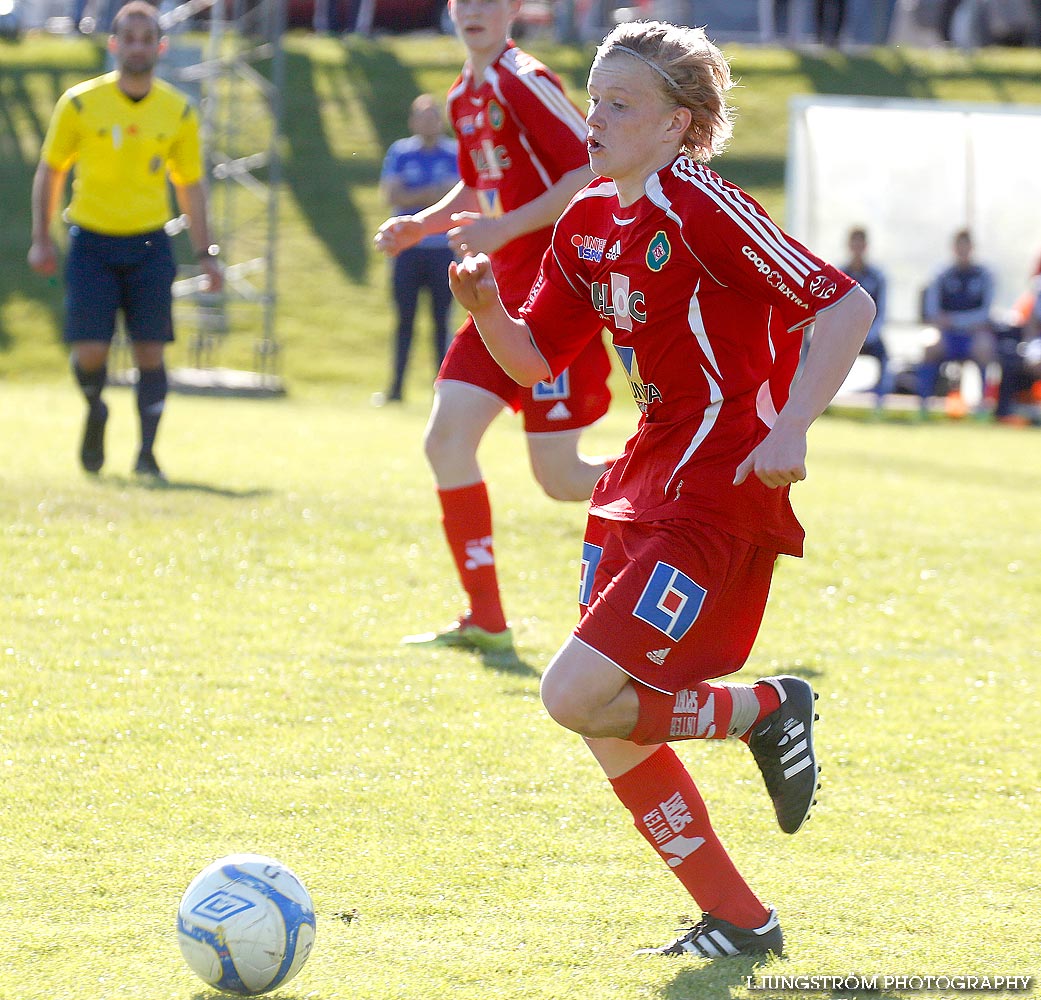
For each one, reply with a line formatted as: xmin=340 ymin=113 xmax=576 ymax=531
xmin=177 ymin=853 xmax=316 ymax=996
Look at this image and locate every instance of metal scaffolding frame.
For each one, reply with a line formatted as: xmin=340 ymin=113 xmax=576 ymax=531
xmin=155 ymin=0 xmax=287 ymax=395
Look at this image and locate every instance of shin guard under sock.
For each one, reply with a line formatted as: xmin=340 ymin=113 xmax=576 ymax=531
xmin=628 ymin=680 xmax=782 ymax=745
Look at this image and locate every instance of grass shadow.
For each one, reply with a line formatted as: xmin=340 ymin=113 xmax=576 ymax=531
xmin=0 ymin=48 xmax=106 ymax=354
xmin=789 ymin=47 xmax=938 ymax=100
xmin=714 ymin=152 xmax=786 ymax=197
xmin=280 ymin=39 xmax=423 ymax=287
xmin=778 ymin=663 xmax=825 ymax=682
xmin=656 ymin=953 xmax=770 ymax=1000
xmin=281 ymin=48 xmax=372 ymax=285
xmin=191 ymin=992 xmax=313 ymax=1000
xmin=400 ymin=642 xmax=540 ymax=678
xmin=106 ymin=474 xmax=274 ymax=498
xmin=478 ymin=644 xmax=540 ymax=678
xmin=341 ymin=37 xmax=424 ymax=156
xmin=785 ymin=45 xmax=1041 ymax=104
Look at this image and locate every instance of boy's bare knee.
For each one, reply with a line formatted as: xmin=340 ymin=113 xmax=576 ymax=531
xmin=530 ymin=456 xmax=605 ymax=502
xmin=541 ymin=637 xmax=636 ymax=738
xmin=541 ymin=686 xmax=595 ymax=735
xmin=532 ymin=467 xmax=584 ymax=502
xmin=422 ymin=423 xmax=451 ymax=467
xmin=541 ymin=671 xmax=616 ymax=736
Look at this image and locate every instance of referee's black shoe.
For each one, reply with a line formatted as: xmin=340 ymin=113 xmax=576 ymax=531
xmin=80 ymin=401 xmax=108 ymax=473
xmin=748 ymin=676 xmax=819 ymax=834
xmin=134 ymin=450 xmax=167 ymax=483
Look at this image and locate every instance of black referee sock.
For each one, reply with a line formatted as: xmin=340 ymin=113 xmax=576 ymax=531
xmin=136 ymin=365 xmax=168 ymax=457
xmin=73 ymin=361 xmax=107 ymax=410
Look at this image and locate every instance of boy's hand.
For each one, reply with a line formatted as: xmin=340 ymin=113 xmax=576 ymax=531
xmin=374 ymin=216 xmax=424 ymax=257
xmin=448 ymin=212 xmax=511 ymax=256
xmin=734 ymin=423 xmax=808 ymax=489
xmin=448 ymin=253 xmax=499 ymax=314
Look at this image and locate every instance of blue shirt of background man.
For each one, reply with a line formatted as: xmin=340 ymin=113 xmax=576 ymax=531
xmin=844 ymin=262 xmax=886 ymax=344
xmin=380 ymin=135 xmax=459 ymax=249
xmin=923 ymin=263 xmax=995 ymax=332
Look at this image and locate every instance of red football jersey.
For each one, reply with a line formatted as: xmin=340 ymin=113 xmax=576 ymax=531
xmin=520 ymin=157 xmax=859 ymax=557
xmin=447 ymin=41 xmax=589 ymax=309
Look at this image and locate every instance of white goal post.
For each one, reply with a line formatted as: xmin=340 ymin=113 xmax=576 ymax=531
xmin=786 ymin=95 xmax=1041 ymax=332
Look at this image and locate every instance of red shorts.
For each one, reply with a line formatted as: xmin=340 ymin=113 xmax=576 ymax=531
xmin=574 ymin=515 xmax=777 ymax=694
xmin=438 ymin=315 xmax=612 ymax=434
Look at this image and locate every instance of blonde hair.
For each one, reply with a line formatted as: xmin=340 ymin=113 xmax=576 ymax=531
xmin=593 ymin=20 xmax=735 ymax=163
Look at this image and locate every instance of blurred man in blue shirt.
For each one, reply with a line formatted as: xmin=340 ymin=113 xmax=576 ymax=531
xmin=376 ymin=94 xmax=459 ymax=404
xmin=843 ymin=227 xmax=891 ymax=412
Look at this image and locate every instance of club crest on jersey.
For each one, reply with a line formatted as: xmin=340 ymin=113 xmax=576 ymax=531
xmin=646 ymin=231 xmax=671 ymax=272
xmin=632 ymin=561 xmax=707 ymax=639
xmin=572 ymin=234 xmax=606 ymax=263
xmin=488 ymin=99 xmax=505 ymax=130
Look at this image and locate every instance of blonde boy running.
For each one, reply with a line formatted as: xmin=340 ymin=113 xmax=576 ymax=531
xmin=451 ymin=20 xmax=875 ymax=957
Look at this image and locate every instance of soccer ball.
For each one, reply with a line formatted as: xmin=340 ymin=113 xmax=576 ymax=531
xmin=176 ymin=854 xmax=316 ymax=995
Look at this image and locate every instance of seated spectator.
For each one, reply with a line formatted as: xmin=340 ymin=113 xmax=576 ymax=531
xmin=916 ymin=228 xmax=996 ymax=416
xmin=842 ymin=226 xmax=891 ymax=412
xmin=996 ymin=281 xmax=1041 ymax=424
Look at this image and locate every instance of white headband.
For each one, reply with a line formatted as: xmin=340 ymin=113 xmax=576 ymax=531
xmin=612 ymin=44 xmax=680 ymax=90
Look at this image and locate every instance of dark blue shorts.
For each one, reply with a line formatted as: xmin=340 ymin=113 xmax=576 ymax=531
xmin=64 ymin=225 xmax=178 ymax=344
xmin=940 ymin=330 xmax=974 ymax=361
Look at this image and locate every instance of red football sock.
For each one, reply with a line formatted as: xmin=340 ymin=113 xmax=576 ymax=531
xmin=628 ymin=680 xmax=782 ymax=745
xmin=609 ymin=745 xmax=769 ymax=928
xmin=437 ymin=482 xmax=507 ymax=633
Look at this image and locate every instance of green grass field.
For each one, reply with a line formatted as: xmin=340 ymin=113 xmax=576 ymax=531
xmin=1 ymin=383 xmax=1039 ymax=1000
xmin=1 ymin=27 xmax=1040 ymax=1000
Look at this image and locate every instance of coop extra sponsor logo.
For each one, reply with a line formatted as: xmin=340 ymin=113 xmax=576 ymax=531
xmin=741 ymin=245 xmax=809 ymax=309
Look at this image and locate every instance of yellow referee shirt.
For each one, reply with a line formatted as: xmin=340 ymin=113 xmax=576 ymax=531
xmin=41 ymin=71 xmax=204 ymax=236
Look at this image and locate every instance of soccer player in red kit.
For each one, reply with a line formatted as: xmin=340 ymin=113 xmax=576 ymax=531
xmin=450 ymin=20 xmax=875 ymax=958
xmin=375 ymin=0 xmax=614 ymax=653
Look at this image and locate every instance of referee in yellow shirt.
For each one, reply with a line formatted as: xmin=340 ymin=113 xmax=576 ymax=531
xmin=28 ymin=0 xmax=222 ymax=480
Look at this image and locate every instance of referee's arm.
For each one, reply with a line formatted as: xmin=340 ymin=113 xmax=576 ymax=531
xmin=28 ymin=161 xmax=68 ymax=276
xmin=174 ymin=180 xmax=223 ymax=294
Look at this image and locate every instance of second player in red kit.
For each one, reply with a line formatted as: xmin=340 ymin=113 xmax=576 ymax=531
xmin=375 ymin=0 xmax=616 ymax=654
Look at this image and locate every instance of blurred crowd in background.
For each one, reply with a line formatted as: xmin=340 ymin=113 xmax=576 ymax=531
xmin=5 ymin=0 xmax=1041 ymax=47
